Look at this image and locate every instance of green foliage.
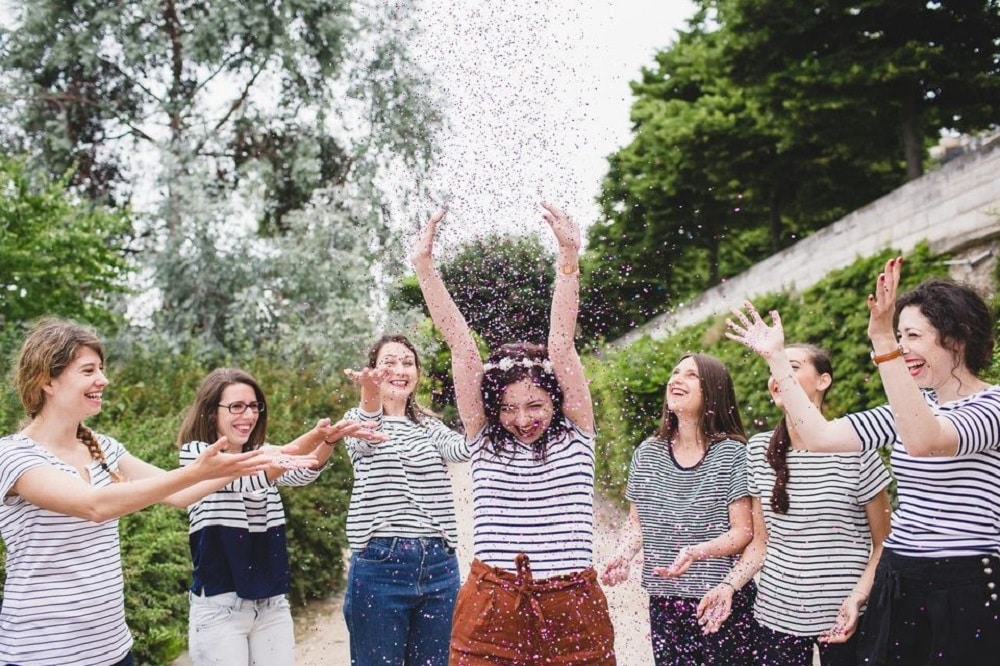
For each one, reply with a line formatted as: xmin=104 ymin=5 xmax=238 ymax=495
xmin=591 ymin=244 xmax=952 ymax=499
xmin=0 ymin=155 xmax=131 ymax=333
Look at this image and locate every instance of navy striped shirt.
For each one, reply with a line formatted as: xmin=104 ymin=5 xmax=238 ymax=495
xmin=846 ymin=386 xmax=1000 ymax=557
xmin=626 ymin=437 xmax=748 ymax=597
xmin=470 ymin=418 xmax=595 ymax=577
xmin=181 ymin=440 xmax=323 ymax=599
xmin=0 ymin=432 xmax=132 ymax=666
xmin=343 ymin=409 xmax=468 ymax=551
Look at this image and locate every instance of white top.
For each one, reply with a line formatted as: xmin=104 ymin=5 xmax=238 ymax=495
xmin=846 ymin=386 xmax=1000 ymax=557
xmin=0 ymin=432 xmax=132 ymax=666
xmin=470 ymin=418 xmax=595 ymax=578
xmin=626 ymin=436 xmax=749 ymax=597
xmin=747 ymin=431 xmax=891 ymax=635
xmin=343 ymin=408 xmax=468 ymax=550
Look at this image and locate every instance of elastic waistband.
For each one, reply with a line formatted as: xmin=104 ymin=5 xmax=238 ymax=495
xmin=469 ymin=555 xmax=597 ymax=592
xmin=882 ymin=550 xmax=998 ymax=588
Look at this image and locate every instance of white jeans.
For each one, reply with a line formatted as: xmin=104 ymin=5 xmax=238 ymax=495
xmin=188 ymin=591 xmax=295 ymax=666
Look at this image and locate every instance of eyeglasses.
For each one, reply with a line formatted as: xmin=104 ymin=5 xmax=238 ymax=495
xmin=217 ymin=401 xmax=266 ymax=415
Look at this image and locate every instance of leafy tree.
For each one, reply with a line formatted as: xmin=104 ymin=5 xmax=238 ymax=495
xmin=0 ymin=155 xmax=131 ymax=334
xmin=718 ymin=0 xmax=1000 ymax=179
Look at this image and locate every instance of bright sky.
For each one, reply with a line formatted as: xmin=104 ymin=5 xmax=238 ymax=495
xmin=409 ymin=0 xmax=696 ymax=247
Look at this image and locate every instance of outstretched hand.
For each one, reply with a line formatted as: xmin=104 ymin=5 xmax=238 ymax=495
xmin=725 ymin=301 xmax=785 ymax=360
xmin=319 ymin=419 xmax=389 ymax=447
xmin=696 ymin=584 xmax=735 ymax=634
xmin=411 ymin=206 xmax=447 ymax=268
xmin=866 ymin=256 xmax=903 ymax=342
xmin=343 ymin=366 xmax=387 ymax=392
xmin=819 ymin=594 xmax=864 ymax=644
xmin=653 ymin=545 xmax=698 ymax=579
xmin=600 ymin=555 xmax=632 ymax=587
xmin=540 ymin=202 xmax=580 ymax=252
xmin=192 ymin=436 xmax=270 ymax=479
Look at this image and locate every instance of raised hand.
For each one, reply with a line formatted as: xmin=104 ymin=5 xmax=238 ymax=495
xmin=411 ymin=206 xmax=447 ymax=268
xmin=540 ymin=202 xmax=580 ymax=253
xmin=696 ymin=584 xmax=735 ymax=634
xmin=343 ymin=366 xmax=388 ymax=391
xmin=725 ymin=301 xmax=785 ymax=360
xmin=600 ymin=555 xmax=632 ymax=587
xmin=867 ymin=256 xmax=903 ymax=343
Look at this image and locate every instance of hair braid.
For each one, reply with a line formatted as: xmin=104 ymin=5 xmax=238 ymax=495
xmin=78 ymin=424 xmax=123 ymax=483
xmin=766 ymin=419 xmax=791 ymax=514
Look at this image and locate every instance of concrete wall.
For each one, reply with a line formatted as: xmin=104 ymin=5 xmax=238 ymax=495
xmin=612 ymin=135 xmax=1000 ymax=348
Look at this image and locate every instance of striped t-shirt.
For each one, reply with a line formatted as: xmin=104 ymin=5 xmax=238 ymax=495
xmin=470 ymin=418 xmax=595 ymax=577
xmin=846 ymin=386 xmax=1000 ymax=558
xmin=343 ymin=408 xmax=468 ymax=551
xmin=626 ymin=437 xmax=748 ymax=598
xmin=747 ymin=431 xmax=891 ymax=635
xmin=0 ymin=432 xmax=133 ymax=666
xmin=180 ymin=440 xmax=323 ymax=599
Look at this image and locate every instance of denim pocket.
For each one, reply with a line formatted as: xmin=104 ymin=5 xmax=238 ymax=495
xmin=191 ymin=600 xmax=235 ymax=630
xmin=357 ymin=539 xmax=394 ymax=563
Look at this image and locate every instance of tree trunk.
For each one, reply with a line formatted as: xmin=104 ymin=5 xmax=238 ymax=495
xmin=901 ymin=91 xmax=924 ymax=180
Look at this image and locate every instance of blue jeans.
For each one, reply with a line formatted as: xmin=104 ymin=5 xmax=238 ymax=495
xmin=344 ymin=536 xmax=460 ymax=666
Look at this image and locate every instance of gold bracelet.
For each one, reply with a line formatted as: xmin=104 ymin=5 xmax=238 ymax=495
xmin=559 ymin=263 xmax=579 ymax=276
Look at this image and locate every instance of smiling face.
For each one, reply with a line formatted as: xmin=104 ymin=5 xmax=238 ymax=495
xmin=897 ymin=304 xmax=958 ymax=391
xmin=45 ymin=346 xmax=108 ymax=420
xmin=769 ymin=347 xmax=831 ymax=409
xmin=499 ymin=378 xmax=555 ymax=444
xmin=665 ymin=356 xmax=704 ymax=417
xmin=215 ymin=382 xmax=260 ymax=448
xmin=376 ymin=342 xmax=419 ymax=404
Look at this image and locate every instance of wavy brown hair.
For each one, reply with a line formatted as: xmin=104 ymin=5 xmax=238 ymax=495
xmin=481 ymin=342 xmax=570 ymax=460
xmin=767 ymin=343 xmax=833 ymax=514
xmin=654 ymin=353 xmax=747 ymax=446
xmin=13 ymin=317 xmax=123 ymax=482
xmin=176 ymin=368 xmax=268 ymax=452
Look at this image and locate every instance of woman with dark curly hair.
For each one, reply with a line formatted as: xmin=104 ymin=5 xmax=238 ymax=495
xmin=728 ymin=260 xmax=1000 ymax=665
xmin=412 ymin=203 xmax=616 ymax=665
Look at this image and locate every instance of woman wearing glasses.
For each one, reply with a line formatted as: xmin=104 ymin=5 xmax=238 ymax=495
xmin=177 ymin=368 xmax=387 ymax=666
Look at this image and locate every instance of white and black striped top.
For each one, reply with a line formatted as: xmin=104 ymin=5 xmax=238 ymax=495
xmin=0 ymin=432 xmax=133 ymax=666
xmin=470 ymin=419 xmax=595 ymax=578
xmin=343 ymin=408 xmax=468 ymax=551
xmin=846 ymin=386 xmax=1000 ymax=558
xmin=747 ymin=431 xmax=891 ymax=635
xmin=180 ymin=440 xmax=322 ymax=599
xmin=626 ymin=437 xmax=748 ymax=598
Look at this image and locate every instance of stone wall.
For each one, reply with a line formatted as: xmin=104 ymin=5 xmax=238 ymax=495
xmin=613 ymin=135 xmax=1000 ymax=348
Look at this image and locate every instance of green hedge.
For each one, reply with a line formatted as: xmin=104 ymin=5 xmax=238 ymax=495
xmin=590 ymin=244 xmax=969 ymax=500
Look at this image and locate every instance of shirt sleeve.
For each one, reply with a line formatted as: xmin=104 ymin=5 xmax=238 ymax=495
xmin=856 ymin=448 xmax=892 ymax=505
xmin=726 ymin=440 xmax=750 ymax=504
xmin=745 ymin=433 xmax=769 ymax=498
xmin=0 ymin=437 xmax=49 ymax=499
xmin=846 ymin=404 xmax=896 ymax=452
xmin=624 ymin=441 xmax=647 ymax=503
xmin=940 ymin=387 xmax=1000 ymax=456
xmin=426 ymin=417 xmax=470 ymax=463
xmin=343 ymin=407 xmax=384 ymax=458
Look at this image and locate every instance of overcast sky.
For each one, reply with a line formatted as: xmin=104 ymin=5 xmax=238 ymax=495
xmin=408 ymin=0 xmax=696 ymax=246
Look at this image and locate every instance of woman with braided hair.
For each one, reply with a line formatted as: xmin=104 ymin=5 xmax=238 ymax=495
xmin=412 ymin=203 xmax=616 ymax=665
xmin=0 ymin=318 xmax=289 ymax=666
xmin=697 ymin=343 xmax=891 ymax=666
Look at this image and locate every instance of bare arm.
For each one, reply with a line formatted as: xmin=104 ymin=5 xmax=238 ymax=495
xmin=411 ymin=207 xmax=486 ymax=436
xmin=542 ymin=202 xmax=594 ymax=433
xmin=12 ymin=438 xmax=268 ymax=522
xmin=867 ymin=257 xmax=960 ymax=456
xmin=727 ymin=305 xmax=861 ymax=452
xmin=696 ymin=496 xmax=768 ymax=633
xmin=600 ymin=502 xmax=643 ymax=586
xmin=821 ymin=489 xmax=892 ymax=643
